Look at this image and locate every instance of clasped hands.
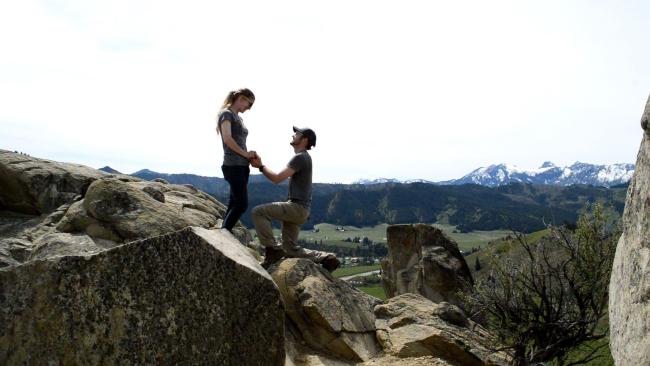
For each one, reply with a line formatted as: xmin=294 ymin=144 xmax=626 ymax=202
xmin=248 ymin=150 xmax=263 ymax=168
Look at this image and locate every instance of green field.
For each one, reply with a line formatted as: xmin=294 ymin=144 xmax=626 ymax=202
xmin=250 ymin=222 xmax=513 ymax=252
xmin=431 ymin=223 xmax=512 ymax=251
xmin=358 ymin=285 xmax=386 ymax=300
xmin=332 ymin=264 xmax=381 ymax=278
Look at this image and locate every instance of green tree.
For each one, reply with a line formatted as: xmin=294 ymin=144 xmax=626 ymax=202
xmin=463 ymin=203 xmax=619 ymax=366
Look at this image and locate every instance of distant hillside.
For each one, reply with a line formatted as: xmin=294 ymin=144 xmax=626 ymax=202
xmin=243 ymin=181 xmax=627 ymax=232
xmin=122 ymin=169 xmax=273 ymax=196
xmin=99 ymin=166 xmax=122 ymax=174
xmin=125 ymin=169 xmax=227 ymax=196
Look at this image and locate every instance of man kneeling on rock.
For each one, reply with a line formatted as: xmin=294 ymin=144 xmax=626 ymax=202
xmin=250 ymin=126 xmax=340 ymax=272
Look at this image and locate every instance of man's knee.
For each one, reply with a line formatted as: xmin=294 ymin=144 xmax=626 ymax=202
xmin=251 ymin=205 xmax=266 ymax=219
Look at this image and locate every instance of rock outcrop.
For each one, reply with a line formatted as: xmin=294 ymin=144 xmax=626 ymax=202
xmin=0 ymin=149 xmax=127 ymax=215
xmin=381 ymin=224 xmax=473 ymax=306
xmin=609 ymin=95 xmax=650 ymax=366
xmin=0 ymin=227 xmax=285 ymax=365
xmin=271 ymin=258 xmax=382 ymax=363
xmin=374 ymin=293 xmax=506 ymax=366
xmin=58 ymin=177 xmax=222 ymax=242
xmin=0 ymin=150 xmax=252 ymax=268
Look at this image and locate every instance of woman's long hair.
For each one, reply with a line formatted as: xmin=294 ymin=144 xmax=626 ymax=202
xmin=220 ymin=88 xmax=255 ymax=111
xmin=217 ymin=88 xmax=255 ymax=135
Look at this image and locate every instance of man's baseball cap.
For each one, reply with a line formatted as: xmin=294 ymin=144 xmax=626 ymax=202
xmin=293 ymin=126 xmax=317 ymax=148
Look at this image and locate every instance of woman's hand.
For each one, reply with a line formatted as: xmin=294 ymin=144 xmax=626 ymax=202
xmin=247 ymin=151 xmax=259 ymax=160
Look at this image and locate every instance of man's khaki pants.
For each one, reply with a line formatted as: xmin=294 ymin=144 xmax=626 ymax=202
xmin=251 ymin=201 xmax=329 ymax=263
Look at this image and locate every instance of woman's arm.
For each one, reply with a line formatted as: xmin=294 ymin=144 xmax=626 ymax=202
xmin=219 ymin=120 xmax=254 ymax=159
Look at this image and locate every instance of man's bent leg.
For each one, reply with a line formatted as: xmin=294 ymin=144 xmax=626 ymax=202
xmin=280 ymin=220 xmax=323 ymax=259
xmin=251 ymin=203 xmax=282 ymax=248
xmin=252 ymin=202 xmax=291 ymax=268
xmin=279 ymin=204 xmax=338 ymax=269
xmin=252 ymin=202 xmax=307 ymax=248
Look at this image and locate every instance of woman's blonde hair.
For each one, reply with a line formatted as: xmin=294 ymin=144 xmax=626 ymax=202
xmin=220 ymin=88 xmax=255 ymax=111
xmin=217 ymin=88 xmax=255 ymax=135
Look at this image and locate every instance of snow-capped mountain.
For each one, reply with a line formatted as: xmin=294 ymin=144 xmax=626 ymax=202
xmin=353 ymin=178 xmax=403 ymax=185
xmin=352 ymin=178 xmax=435 ymax=185
xmin=353 ymin=162 xmax=634 ymax=187
xmin=440 ymin=162 xmax=634 ymax=187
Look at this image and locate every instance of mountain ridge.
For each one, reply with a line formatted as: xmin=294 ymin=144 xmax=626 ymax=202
xmin=100 ymin=163 xmax=629 ymax=233
xmin=355 ymin=161 xmax=634 ymax=188
xmin=105 ymin=161 xmax=634 ymax=189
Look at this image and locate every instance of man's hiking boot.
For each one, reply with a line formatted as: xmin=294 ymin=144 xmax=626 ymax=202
xmin=321 ymin=255 xmax=340 ymax=272
xmin=262 ymin=246 xmax=285 ymax=269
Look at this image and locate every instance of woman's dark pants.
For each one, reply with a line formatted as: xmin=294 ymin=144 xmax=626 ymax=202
xmin=221 ymin=165 xmax=250 ymax=231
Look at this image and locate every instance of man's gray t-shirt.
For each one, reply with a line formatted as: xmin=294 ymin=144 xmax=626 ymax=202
xmin=217 ymin=110 xmax=249 ymax=166
xmin=288 ymin=151 xmax=312 ymax=209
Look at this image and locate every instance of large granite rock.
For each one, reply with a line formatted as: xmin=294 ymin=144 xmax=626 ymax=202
xmin=361 ymin=355 xmax=453 ymax=366
xmin=374 ymin=293 xmax=506 ymax=366
xmin=0 ymin=151 xmax=252 ymax=267
xmin=0 ymin=202 xmax=108 ymax=268
xmin=57 ymin=177 xmax=250 ymax=245
xmin=0 ymin=227 xmax=285 ymax=366
xmin=0 ymin=149 xmax=129 ymax=214
xmin=270 ymin=258 xmax=382 ymax=363
xmin=609 ymin=95 xmax=650 ymax=366
xmin=381 ymin=224 xmax=473 ymax=306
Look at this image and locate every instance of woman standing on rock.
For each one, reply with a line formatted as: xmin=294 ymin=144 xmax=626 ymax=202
xmin=217 ymin=88 xmax=257 ymax=233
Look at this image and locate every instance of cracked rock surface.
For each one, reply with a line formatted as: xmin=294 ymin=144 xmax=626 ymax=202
xmin=609 ymin=95 xmax=650 ymax=366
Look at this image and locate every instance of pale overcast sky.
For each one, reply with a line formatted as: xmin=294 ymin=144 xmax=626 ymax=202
xmin=1 ymin=0 xmax=648 ymax=183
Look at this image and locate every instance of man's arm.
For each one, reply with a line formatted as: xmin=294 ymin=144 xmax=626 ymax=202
xmin=251 ymin=158 xmax=295 ymax=184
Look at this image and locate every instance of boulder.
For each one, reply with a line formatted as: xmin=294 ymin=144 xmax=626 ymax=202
xmin=0 ymin=227 xmax=285 ymax=366
xmin=28 ymin=232 xmax=117 ymax=261
xmin=360 ymin=355 xmax=454 ymax=366
xmin=0 ymin=239 xmax=26 ymax=267
xmin=0 ymin=149 xmax=133 ymax=215
xmin=55 ymin=177 xmax=251 ymax=245
xmin=609 ymin=95 xmax=650 ymax=366
xmin=381 ymin=224 xmax=473 ymax=306
xmin=374 ymin=293 xmax=506 ymax=366
xmin=1 ymin=150 xmax=251 ymax=248
xmin=270 ymin=258 xmax=382 ymax=362
xmin=81 ymin=178 xmax=195 ymax=241
xmin=284 ymin=319 xmax=355 ymax=366
xmin=1 ymin=161 xmax=252 ymax=271
xmin=0 ymin=203 xmax=85 ymax=267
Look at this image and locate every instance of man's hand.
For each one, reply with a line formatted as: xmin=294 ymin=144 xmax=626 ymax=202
xmin=250 ymin=156 xmax=263 ymax=168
